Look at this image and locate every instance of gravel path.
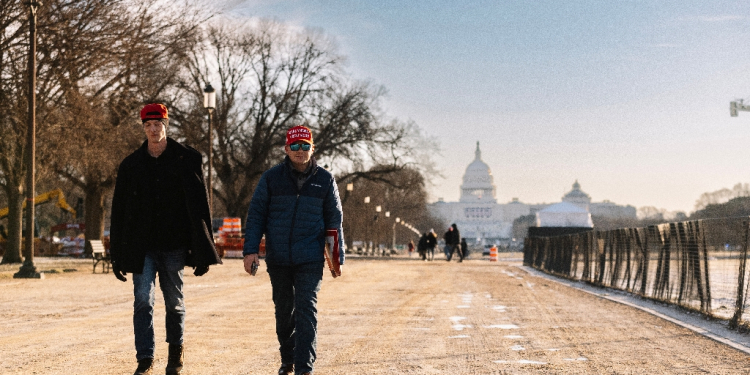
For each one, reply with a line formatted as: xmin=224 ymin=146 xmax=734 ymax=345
xmin=1 ymin=256 xmax=749 ymax=374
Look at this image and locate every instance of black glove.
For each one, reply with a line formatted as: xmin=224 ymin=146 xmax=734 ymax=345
xmin=194 ymin=265 xmax=209 ymax=276
xmin=112 ymin=262 xmax=127 ymax=282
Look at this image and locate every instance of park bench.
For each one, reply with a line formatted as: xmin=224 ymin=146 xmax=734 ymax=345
xmin=89 ymin=239 xmax=110 ymax=274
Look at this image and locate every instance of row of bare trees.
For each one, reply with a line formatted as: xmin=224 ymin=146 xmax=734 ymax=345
xmin=1 ymin=1 xmax=440 ymax=263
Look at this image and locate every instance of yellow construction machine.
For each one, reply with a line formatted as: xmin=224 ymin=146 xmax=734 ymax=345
xmin=0 ymin=189 xmax=77 ymax=220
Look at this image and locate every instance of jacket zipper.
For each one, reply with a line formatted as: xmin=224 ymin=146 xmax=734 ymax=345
xmin=286 ymin=163 xmax=318 ymax=265
xmin=289 ymin=193 xmax=300 ymax=264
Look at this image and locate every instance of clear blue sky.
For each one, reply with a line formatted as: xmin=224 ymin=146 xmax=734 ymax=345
xmin=221 ymin=0 xmax=750 ymax=213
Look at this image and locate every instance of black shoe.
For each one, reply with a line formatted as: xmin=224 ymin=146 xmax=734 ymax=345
xmin=278 ymin=363 xmax=294 ymax=375
xmin=166 ymin=344 xmax=184 ymax=375
xmin=134 ymin=358 xmax=153 ymax=375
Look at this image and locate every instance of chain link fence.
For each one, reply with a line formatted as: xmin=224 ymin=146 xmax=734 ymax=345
xmin=523 ymin=217 xmax=750 ymax=329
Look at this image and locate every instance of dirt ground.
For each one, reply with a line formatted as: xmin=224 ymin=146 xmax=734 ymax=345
xmin=1 ymin=254 xmax=749 ymax=374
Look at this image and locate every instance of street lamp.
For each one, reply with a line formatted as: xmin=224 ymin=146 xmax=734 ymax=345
xmin=363 ymin=196 xmax=370 ymax=253
xmin=392 ymin=217 xmax=400 ymax=251
xmin=346 ymin=183 xmax=353 ymax=192
xmin=203 ymin=83 xmax=216 ymax=212
xmin=15 ymin=0 xmax=43 ymax=279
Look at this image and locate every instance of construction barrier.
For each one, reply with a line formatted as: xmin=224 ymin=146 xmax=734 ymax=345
xmin=489 ymin=245 xmax=498 ymax=262
xmin=216 ymin=217 xmax=244 ymax=258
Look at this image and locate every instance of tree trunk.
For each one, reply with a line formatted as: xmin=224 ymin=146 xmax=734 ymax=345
xmin=83 ymin=184 xmax=106 ymax=257
xmin=1 ymin=184 xmax=24 ymax=264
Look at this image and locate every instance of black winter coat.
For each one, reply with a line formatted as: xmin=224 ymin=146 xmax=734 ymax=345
xmin=109 ymin=138 xmax=221 ymax=273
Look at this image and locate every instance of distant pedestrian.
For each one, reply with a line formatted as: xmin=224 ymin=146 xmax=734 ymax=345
xmin=408 ymin=240 xmax=415 ymax=257
xmin=445 ymin=224 xmax=462 ymax=262
xmin=417 ymin=233 xmax=427 ymax=261
xmin=110 ymin=103 xmax=222 ymax=375
xmin=243 ymin=125 xmax=345 ymax=375
xmin=426 ymin=230 xmax=437 ymax=261
xmin=460 ymin=238 xmax=468 ymax=261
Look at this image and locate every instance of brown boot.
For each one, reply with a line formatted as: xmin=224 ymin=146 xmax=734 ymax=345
xmin=278 ymin=363 xmax=294 ymax=375
xmin=165 ymin=344 xmax=184 ymax=375
xmin=133 ymin=358 xmax=153 ymax=375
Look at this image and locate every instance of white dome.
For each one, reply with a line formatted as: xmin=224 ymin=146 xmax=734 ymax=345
xmin=562 ymin=180 xmax=591 ymax=208
xmin=460 ymin=142 xmax=497 ymax=203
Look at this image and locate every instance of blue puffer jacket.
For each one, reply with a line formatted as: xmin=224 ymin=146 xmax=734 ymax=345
xmin=243 ymin=157 xmax=345 ymax=266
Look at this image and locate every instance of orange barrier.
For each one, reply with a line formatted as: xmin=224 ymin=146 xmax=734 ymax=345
xmin=216 ymin=217 xmax=244 ymax=258
xmin=489 ymin=245 xmax=498 ymax=262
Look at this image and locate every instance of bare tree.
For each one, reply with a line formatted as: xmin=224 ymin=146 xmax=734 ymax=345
xmin=42 ymin=0 xmax=206 ymax=253
xmin=0 ymin=0 xmax=42 ymax=263
xmin=694 ymin=183 xmax=750 ymax=211
xmin=339 ymin=165 xmax=444 ymax=250
xmin=170 ymin=19 xmax=437 ymax=220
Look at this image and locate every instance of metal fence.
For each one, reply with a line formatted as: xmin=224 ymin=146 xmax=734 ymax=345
xmin=523 ymin=217 xmax=750 ymax=329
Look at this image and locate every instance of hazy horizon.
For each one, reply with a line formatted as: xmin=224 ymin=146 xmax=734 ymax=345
xmin=216 ymin=0 xmax=750 ymax=214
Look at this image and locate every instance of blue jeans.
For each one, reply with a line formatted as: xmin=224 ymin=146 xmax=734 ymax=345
xmin=267 ymin=261 xmax=324 ymax=375
xmin=132 ymin=250 xmax=186 ymax=361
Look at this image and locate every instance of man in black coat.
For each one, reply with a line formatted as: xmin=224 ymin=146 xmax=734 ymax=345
xmin=109 ymin=103 xmax=221 ymax=375
xmin=417 ymin=233 xmax=428 ymax=261
xmin=445 ymin=223 xmax=462 ymax=262
xmin=426 ymin=229 xmax=437 ymax=261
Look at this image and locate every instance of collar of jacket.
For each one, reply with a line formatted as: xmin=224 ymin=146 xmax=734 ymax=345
xmin=283 ymin=155 xmax=318 ymax=177
xmin=135 ymin=137 xmax=182 ymax=162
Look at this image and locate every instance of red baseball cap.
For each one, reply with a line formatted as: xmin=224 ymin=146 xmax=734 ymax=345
xmin=286 ymin=125 xmax=313 ymax=145
xmin=140 ymin=103 xmax=168 ymax=122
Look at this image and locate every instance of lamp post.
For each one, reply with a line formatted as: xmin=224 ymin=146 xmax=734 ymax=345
xmin=375 ymin=205 xmax=381 ymax=255
xmin=344 ymin=183 xmax=353 ymax=249
xmin=393 ymin=217 xmax=399 ymax=253
xmin=203 ymin=83 xmax=216 ymax=212
xmin=15 ymin=0 xmax=43 ymax=279
xmin=384 ymin=211 xmax=390 ymax=256
xmin=364 ymin=196 xmax=370 ymax=253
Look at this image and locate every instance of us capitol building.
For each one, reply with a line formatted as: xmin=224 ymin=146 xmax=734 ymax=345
xmin=428 ymin=142 xmax=636 ymax=245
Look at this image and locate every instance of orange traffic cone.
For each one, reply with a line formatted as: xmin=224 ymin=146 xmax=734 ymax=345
xmin=489 ymin=245 xmax=498 ymax=262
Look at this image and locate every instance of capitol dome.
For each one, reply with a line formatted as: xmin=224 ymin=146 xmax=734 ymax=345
xmin=562 ymin=180 xmax=591 ymax=210
xmin=459 ymin=142 xmax=497 ymax=203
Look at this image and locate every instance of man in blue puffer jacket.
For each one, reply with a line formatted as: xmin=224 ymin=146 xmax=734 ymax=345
xmin=243 ymin=125 xmax=345 ymax=375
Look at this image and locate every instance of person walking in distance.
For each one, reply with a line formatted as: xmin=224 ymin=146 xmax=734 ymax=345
xmin=426 ymin=229 xmax=437 ymax=261
xmin=460 ymin=237 xmax=468 ymax=261
xmin=417 ymin=233 xmax=427 ymax=261
xmin=445 ymin=223 xmax=462 ymax=262
xmin=110 ymin=103 xmax=222 ymax=375
xmin=243 ymin=125 xmax=345 ymax=375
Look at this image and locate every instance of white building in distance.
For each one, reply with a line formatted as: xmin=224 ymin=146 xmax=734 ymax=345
xmin=428 ymin=142 xmax=636 ymax=245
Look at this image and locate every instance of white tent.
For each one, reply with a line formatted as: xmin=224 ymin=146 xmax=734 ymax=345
xmin=535 ymin=202 xmax=593 ymax=228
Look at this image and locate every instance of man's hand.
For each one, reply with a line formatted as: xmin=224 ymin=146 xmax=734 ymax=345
xmin=244 ymin=254 xmax=259 ymax=276
xmin=112 ymin=263 xmax=127 ymax=282
xmin=194 ymin=265 xmax=209 ymax=276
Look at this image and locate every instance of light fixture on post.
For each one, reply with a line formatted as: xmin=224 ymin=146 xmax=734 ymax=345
xmin=363 ymin=196 xmax=370 ymax=252
xmin=203 ymin=83 xmax=216 ymax=212
xmin=346 ymin=183 xmax=353 ymax=192
xmin=392 ymin=216 xmax=399 ymax=251
xmin=15 ymin=0 xmax=43 ymax=279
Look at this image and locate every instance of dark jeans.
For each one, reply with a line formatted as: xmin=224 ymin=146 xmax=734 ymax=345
xmin=132 ymin=250 xmax=186 ymax=361
xmin=267 ymin=261 xmax=324 ymax=375
xmin=446 ymin=244 xmax=463 ymax=261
